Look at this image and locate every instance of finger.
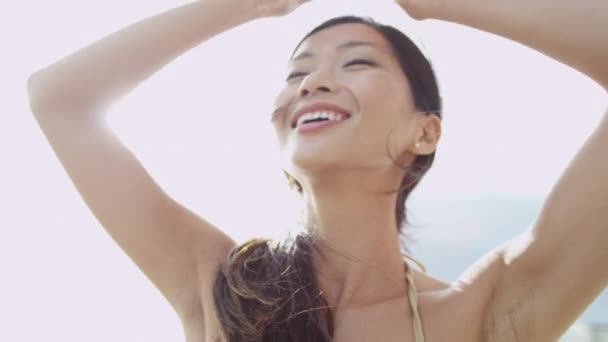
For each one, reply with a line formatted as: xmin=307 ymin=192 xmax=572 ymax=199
xmin=291 ymin=0 xmax=311 ymax=11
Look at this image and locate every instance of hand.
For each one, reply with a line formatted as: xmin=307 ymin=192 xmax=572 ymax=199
xmin=255 ymin=0 xmax=311 ymax=18
xmin=394 ymin=0 xmax=436 ymax=20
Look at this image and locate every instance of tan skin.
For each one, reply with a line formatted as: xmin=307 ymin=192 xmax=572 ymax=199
xmin=28 ymin=0 xmax=606 ymax=341
xmin=269 ymin=20 xmax=481 ymax=339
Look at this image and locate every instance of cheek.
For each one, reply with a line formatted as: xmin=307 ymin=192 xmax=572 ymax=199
xmin=271 ymin=123 xmax=287 ymax=147
xmin=356 ymin=75 xmax=404 ymax=126
xmin=354 ymin=71 xmax=400 ymax=103
xmin=272 ymin=86 xmax=296 ymax=118
xmin=270 ymin=89 xmax=295 ymax=145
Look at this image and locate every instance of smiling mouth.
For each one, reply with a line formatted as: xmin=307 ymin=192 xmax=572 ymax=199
xmin=292 ymin=112 xmax=351 ymax=129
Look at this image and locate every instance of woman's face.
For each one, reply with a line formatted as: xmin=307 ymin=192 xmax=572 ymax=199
xmin=271 ymin=23 xmax=418 ymax=185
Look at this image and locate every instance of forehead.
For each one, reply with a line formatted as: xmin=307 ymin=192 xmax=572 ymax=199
xmin=291 ymin=23 xmax=394 ymax=62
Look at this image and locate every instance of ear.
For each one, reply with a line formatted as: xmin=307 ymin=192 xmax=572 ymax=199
xmin=414 ymin=114 xmax=442 ymax=155
xmin=397 ymin=113 xmax=441 ymax=159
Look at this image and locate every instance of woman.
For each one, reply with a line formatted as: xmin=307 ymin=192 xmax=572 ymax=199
xmin=27 ymin=0 xmax=607 ymax=341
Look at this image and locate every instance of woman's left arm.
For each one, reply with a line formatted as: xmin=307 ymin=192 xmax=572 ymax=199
xmin=400 ymin=0 xmax=608 ymax=89
xmin=398 ymin=0 xmax=608 ymax=340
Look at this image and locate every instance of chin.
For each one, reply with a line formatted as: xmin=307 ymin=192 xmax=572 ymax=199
xmin=285 ymin=148 xmax=341 ymax=173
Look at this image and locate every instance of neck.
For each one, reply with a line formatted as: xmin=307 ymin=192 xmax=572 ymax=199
xmin=299 ymin=171 xmax=410 ymax=311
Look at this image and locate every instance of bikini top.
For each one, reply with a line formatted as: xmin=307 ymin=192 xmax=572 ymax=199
xmin=403 ymin=254 xmax=426 ymax=342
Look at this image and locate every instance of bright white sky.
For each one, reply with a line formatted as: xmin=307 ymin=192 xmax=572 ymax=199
xmin=1 ymin=0 xmax=606 ymax=341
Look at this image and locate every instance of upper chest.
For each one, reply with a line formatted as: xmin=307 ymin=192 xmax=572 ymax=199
xmin=192 ymin=287 xmax=494 ymax=342
xmin=331 ymin=291 xmax=486 ymax=342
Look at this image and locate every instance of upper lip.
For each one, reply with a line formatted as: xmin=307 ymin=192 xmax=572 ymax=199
xmin=291 ymin=102 xmax=352 ymax=128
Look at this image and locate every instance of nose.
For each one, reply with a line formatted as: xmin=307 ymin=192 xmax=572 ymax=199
xmin=297 ymin=70 xmax=337 ymax=97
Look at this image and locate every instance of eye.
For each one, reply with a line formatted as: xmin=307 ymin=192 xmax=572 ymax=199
xmin=285 ymin=59 xmax=376 ymax=82
xmin=344 ymin=58 xmax=376 ymax=67
xmin=285 ymin=71 xmax=307 ymax=82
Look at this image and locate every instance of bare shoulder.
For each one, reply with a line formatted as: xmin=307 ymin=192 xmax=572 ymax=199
xmin=447 ymin=240 xmax=526 ymax=341
xmin=402 ymin=273 xmax=483 ymax=342
xmin=412 ymin=268 xmax=451 ymax=292
xmin=409 ymin=244 xmax=512 ymax=342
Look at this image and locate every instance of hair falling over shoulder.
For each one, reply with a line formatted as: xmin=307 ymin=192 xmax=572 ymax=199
xmin=212 ymin=233 xmax=334 ymax=342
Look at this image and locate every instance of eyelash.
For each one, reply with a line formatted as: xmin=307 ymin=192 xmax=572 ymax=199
xmin=285 ymin=59 xmax=376 ymax=81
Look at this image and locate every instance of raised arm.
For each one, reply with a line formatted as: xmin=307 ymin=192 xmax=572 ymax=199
xmin=396 ymin=0 xmax=608 ymax=340
xmin=397 ymin=0 xmax=608 ymax=90
xmin=26 ymin=0 xmax=308 ymax=326
xmin=28 ymin=0 xmax=260 ymax=113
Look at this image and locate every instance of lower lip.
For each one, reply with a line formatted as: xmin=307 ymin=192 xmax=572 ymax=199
xmin=295 ymin=118 xmax=349 ymax=133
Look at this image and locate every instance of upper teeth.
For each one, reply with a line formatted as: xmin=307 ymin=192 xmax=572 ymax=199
xmin=296 ymin=111 xmax=347 ymax=127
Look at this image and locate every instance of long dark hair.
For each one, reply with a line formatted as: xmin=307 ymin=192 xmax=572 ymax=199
xmin=213 ymin=15 xmax=442 ymax=342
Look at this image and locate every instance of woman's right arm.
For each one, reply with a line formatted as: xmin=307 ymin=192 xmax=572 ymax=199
xmin=25 ymin=0 xmax=293 ymax=326
xmin=27 ymin=0 xmax=260 ymax=114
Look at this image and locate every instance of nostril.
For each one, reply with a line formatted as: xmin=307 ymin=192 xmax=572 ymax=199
xmin=300 ymin=86 xmax=331 ymax=97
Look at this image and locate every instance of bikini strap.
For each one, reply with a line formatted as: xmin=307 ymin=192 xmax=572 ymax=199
xmin=402 ymin=252 xmax=427 ymax=273
xmin=405 ymin=264 xmax=426 ymax=342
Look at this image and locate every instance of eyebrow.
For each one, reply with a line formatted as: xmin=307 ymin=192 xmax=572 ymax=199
xmin=291 ymin=40 xmax=379 ymax=62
